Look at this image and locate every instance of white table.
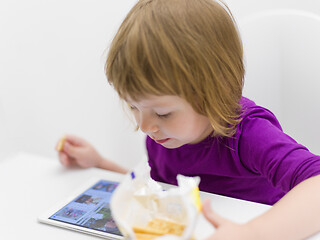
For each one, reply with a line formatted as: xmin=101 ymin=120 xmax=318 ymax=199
xmin=0 ymin=153 xmax=318 ymax=239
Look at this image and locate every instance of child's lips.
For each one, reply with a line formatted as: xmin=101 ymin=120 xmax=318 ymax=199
xmin=155 ymin=138 xmax=170 ymax=144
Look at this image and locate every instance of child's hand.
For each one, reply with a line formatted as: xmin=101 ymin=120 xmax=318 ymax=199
xmin=202 ymin=199 xmax=254 ymax=240
xmin=56 ymin=135 xmax=104 ymax=169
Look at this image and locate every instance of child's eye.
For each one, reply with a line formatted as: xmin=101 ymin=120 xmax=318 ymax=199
xmin=156 ymin=113 xmax=171 ymax=119
xmin=129 ymin=106 xmax=137 ymax=111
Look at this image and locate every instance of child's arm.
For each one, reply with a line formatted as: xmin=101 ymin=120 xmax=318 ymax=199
xmin=56 ymin=135 xmax=128 ymax=174
xmin=249 ymin=174 xmax=320 ymax=239
xmin=203 ymin=174 xmax=320 ymax=240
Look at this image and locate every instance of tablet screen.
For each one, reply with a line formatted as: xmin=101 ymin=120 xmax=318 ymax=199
xmin=48 ymin=180 xmax=122 ymax=236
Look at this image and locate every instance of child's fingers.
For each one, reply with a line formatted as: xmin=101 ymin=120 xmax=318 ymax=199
xmin=55 ymin=135 xmax=82 ymax=152
xmin=58 ymin=151 xmax=70 ymax=166
xmin=202 ymin=199 xmax=226 ymax=228
xmin=64 ymin=134 xmax=87 ymax=147
xmin=59 ymin=151 xmax=80 ymax=168
xmin=62 ymin=141 xmax=81 ymax=159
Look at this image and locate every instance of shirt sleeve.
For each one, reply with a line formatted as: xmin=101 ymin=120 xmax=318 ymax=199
xmin=237 ymin=106 xmax=320 ymax=192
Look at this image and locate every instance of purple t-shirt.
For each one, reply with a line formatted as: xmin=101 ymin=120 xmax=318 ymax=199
xmin=146 ymin=97 xmax=320 ymax=205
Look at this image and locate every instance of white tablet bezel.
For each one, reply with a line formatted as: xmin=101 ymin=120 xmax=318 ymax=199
xmin=38 ymin=177 xmax=124 ymax=240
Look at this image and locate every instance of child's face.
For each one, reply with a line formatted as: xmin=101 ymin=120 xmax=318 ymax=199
xmin=127 ymin=95 xmax=213 ymax=149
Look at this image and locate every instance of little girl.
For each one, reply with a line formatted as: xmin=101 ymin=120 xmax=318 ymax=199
xmin=57 ymin=0 xmax=320 ymax=239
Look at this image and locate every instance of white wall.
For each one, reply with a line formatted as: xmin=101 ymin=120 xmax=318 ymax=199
xmin=0 ymin=0 xmax=145 ymax=168
xmin=0 ymin=0 xmax=319 ymax=167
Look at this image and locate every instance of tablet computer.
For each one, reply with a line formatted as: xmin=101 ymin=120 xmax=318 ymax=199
xmin=38 ymin=178 xmax=123 ymax=239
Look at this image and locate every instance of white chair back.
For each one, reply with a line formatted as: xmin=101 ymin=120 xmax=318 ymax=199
xmin=240 ymin=9 xmax=320 ymax=154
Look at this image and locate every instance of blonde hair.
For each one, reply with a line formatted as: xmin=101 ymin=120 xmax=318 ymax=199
xmin=106 ymin=0 xmax=244 ymax=137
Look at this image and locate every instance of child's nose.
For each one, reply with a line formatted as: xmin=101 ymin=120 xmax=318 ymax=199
xmin=139 ymin=114 xmax=158 ymax=134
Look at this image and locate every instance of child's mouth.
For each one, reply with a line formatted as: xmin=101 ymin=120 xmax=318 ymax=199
xmin=155 ymin=138 xmax=170 ymax=144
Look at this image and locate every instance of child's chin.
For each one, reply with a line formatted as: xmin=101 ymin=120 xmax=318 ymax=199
xmin=160 ymin=140 xmax=184 ymax=149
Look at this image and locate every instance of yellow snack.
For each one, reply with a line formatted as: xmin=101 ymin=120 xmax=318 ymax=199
xmin=147 ymin=218 xmax=185 ymax=235
xmin=56 ymin=136 xmax=66 ymax=151
xmin=134 ymin=233 xmax=161 ymax=240
xmin=133 ymin=218 xmax=185 ymax=240
xmin=133 ymin=226 xmax=164 ymax=235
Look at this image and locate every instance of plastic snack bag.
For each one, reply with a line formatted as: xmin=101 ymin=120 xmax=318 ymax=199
xmin=110 ymin=163 xmax=201 ymax=240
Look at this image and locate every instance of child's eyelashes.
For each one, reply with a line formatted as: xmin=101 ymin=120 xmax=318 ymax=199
xmin=129 ymin=105 xmax=171 ymax=119
xmin=156 ymin=113 xmax=171 ymax=119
